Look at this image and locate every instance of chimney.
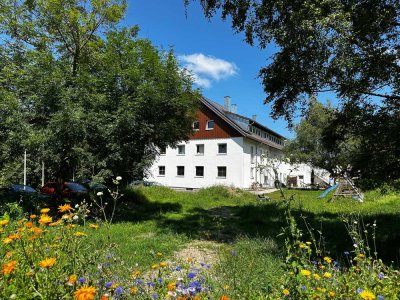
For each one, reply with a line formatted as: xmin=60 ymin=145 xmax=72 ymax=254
xmin=224 ymin=96 xmax=231 ymax=112
xmin=230 ymin=104 xmax=237 ymax=114
xmin=252 ymin=114 xmax=257 ymax=121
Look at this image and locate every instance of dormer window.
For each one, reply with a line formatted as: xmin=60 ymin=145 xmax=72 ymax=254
xmin=193 ymin=121 xmax=200 ymax=130
xmin=206 ymin=120 xmax=214 ymax=130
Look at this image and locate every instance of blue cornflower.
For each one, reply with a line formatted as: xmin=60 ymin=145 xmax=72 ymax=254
xmin=188 ymin=272 xmax=196 ymax=279
xmin=157 ymin=278 xmax=163 ymax=284
xmin=78 ymin=277 xmax=85 ymax=284
xmin=378 ymin=295 xmax=384 ymax=300
xmin=357 ymin=288 xmax=363 ymax=293
xmin=135 ymin=279 xmax=143 ymax=284
xmin=115 ymin=287 xmax=124 ymax=295
xmin=301 ymin=285 xmax=306 ymax=291
xmin=344 ymin=251 xmax=350 ymax=256
xmin=105 ymin=281 xmax=113 ymax=289
xmin=378 ymin=272 xmax=385 ymax=279
xmin=175 ymin=266 xmax=182 ymax=271
xmin=147 ymin=282 xmax=155 ymax=287
xmin=151 ymin=294 xmax=158 ymax=299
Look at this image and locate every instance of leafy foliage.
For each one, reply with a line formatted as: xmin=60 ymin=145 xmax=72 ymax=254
xmin=0 ymin=0 xmax=199 ymax=186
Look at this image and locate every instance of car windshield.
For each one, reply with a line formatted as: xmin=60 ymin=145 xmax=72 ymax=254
xmin=11 ymin=185 xmax=36 ymax=192
xmin=65 ymin=183 xmax=87 ymax=191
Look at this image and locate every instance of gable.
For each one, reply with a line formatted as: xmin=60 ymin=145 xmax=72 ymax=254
xmin=190 ymin=102 xmax=242 ymax=139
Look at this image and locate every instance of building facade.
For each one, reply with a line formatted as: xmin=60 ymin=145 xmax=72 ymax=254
xmin=148 ymin=96 xmax=329 ymax=189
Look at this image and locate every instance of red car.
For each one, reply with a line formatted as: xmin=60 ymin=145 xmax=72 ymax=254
xmin=39 ymin=182 xmax=88 ymax=198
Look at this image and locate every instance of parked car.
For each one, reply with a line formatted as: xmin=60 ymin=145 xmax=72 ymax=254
xmin=0 ymin=184 xmax=37 ymax=200
xmin=39 ymin=182 xmax=88 ymax=198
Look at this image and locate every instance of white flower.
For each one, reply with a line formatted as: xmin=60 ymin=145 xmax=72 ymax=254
xmin=75 ymin=204 xmax=79 ymax=208
xmin=73 ymin=215 xmax=79 ymax=220
xmin=116 ymin=176 xmax=122 ymax=181
xmin=354 ymin=221 xmax=358 ymax=224
xmin=96 ymin=191 xmax=103 ymax=196
xmin=353 ymin=243 xmax=358 ymax=248
xmin=10 ymin=294 xmax=17 ymax=299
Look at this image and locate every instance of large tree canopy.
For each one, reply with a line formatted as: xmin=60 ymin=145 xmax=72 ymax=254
xmin=187 ymin=0 xmax=400 ymax=122
xmin=0 ymin=0 xmax=199 ymax=186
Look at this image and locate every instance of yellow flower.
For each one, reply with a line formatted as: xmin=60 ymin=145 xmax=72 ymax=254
xmin=187 ymin=257 xmax=193 ymax=262
xmin=58 ymin=204 xmax=73 ymax=213
xmin=360 ymin=290 xmax=376 ymax=300
xmin=2 ymin=260 xmax=17 ymax=275
xmin=0 ymin=228 xmax=3 ymax=233
xmin=151 ymin=264 xmax=158 ymax=269
xmin=299 ymin=243 xmax=306 ymax=249
xmin=313 ymin=273 xmax=321 ymax=280
xmin=193 ymin=296 xmax=201 ymax=300
xmin=3 ymin=237 xmax=13 ymax=244
xmin=328 ymin=291 xmax=336 ymax=297
xmin=301 ymin=269 xmax=311 ymax=276
xmin=319 ymin=265 xmax=326 ymax=269
xmin=67 ymin=274 xmax=77 ymax=285
xmin=89 ymin=224 xmax=99 ymax=229
xmin=306 ymin=241 xmax=312 ymax=245
xmin=41 ymin=208 xmax=50 ymax=214
xmin=66 ymin=224 xmax=76 ymax=229
xmin=75 ymin=232 xmax=87 ymax=237
xmin=131 ymin=270 xmax=141 ymax=278
xmin=167 ymin=282 xmax=176 ymax=291
xmin=323 ymin=272 xmax=332 ymax=278
xmin=159 ymin=262 xmax=168 ymax=268
xmin=283 ymin=289 xmax=290 ymax=295
xmin=157 ymin=252 xmax=163 ymax=256
xmin=130 ymin=287 xmax=138 ymax=295
xmin=39 ymin=257 xmax=56 ymax=268
xmin=324 ymin=256 xmax=332 ymax=264
xmin=316 ymin=287 xmax=326 ymax=293
xmin=5 ymin=251 xmax=12 ymax=258
xmin=223 ymin=285 xmax=229 ymax=291
xmin=39 ymin=215 xmax=52 ymax=225
xmin=74 ymin=286 xmax=96 ymax=300
xmin=0 ymin=219 xmax=9 ymax=226
xmin=358 ymin=253 xmax=365 ymax=259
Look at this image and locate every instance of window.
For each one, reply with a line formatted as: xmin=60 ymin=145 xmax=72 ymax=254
xmin=250 ymin=167 xmax=254 ymax=179
xmin=177 ymin=166 xmax=185 ymax=176
xmin=299 ymin=175 xmax=304 ymax=180
xmin=195 ymin=166 xmax=204 ymax=177
xmin=206 ymin=120 xmax=215 ymax=130
xmin=251 ymin=146 xmax=255 ymax=163
xmin=217 ymin=166 xmax=227 ymax=178
xmin=196 ymin=144 xmax=204 ymax=155
xmin=177 ymin=145 xmax=185 ymax=155
xmin=160 ymin=147 xmax=166 ymax=155
xmin=193 ymin=121 xmax=200 ymax=130
xmin=158 ymin=166 xmax=165 ymax=176
xmin=218 ymin=143 xmax=227 ymax=154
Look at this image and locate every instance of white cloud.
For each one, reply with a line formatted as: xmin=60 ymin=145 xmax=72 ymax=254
xmin=179 ymin=53 xmax=238 ymax=88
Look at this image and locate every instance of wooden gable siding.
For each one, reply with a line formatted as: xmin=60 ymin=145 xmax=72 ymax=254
xmin=191 ymin=103 xmax=242 ymax=139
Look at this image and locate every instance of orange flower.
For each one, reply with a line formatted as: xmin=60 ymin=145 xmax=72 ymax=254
xmin=220 ymin=295 xmax=229 ymax=300
xmin=67 ymin=274 xmax=77 ymax=285
xmin=74 ymin=286 xmax=96 ymax=300
xmin=58 ymin=204 xmax=73 ymax=213
xmin=25 ymin=221 xmax=33 ymax=228
xmin=39 ymin=215 xmax=52 ymax=225
xmin=40 ymin=208 xmax=50 ymax=214
xmin=101 ymin=295 xmax=109 ymax=300
xmin=130 ymin=287 xmax=138 ymax=295
xmin=5 ymin=251 xmax=12 ymax=258
xmin=30 ymin=214 xmax=37 ymax=219
xmin=39 ymin=257 xmax=56 ymax=268
xmin=193 ymin=296 xmax=201 ymax=300
xmin=159 ymin=262 xmax=168 ymax=267
xmin=89 ymin=224 xmax=99 ymax=229
xmin=167 ymin=282 xmax=176 ymax=291
xmin=283 ymin=289 xmax=290 ymax=295
xmin=31 ymin=227 xmax=43 ymax=235
xmin=2 ymin=260 xmax=17 ymax=275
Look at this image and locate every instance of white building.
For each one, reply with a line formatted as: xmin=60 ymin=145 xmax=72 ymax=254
xmin=148 ymin=96 xmax=329 ymax=189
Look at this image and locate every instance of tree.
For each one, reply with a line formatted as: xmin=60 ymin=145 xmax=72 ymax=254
xmin=187 ymin=0 xmax=400 ymax=123
xmin=0 ymin=0 xmax=199 ymax=187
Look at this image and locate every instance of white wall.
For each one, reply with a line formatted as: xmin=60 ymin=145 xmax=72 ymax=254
xmin=148 ymin=137 xmax=245 ymax=188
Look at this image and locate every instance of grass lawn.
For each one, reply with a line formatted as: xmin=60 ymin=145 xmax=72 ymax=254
xmin=2 ymin=186 xmax=400 ymax=298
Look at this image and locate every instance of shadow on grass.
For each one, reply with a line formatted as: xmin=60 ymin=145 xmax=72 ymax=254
xmin=112 ymin=189 xmax=400 ymax=263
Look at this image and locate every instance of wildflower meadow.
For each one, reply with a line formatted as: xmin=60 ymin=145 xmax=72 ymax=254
xmin=1 ymin=185 xmax=400 ymax=299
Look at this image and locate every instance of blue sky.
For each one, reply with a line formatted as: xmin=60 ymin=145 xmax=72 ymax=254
xmin=123 ymin=0 xmax=295 ymax=138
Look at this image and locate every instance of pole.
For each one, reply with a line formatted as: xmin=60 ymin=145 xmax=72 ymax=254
xmin=23 ymin=150 xmax=27 ymax=188
xmin=42 ymin=161 xmax=45 ymax=186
